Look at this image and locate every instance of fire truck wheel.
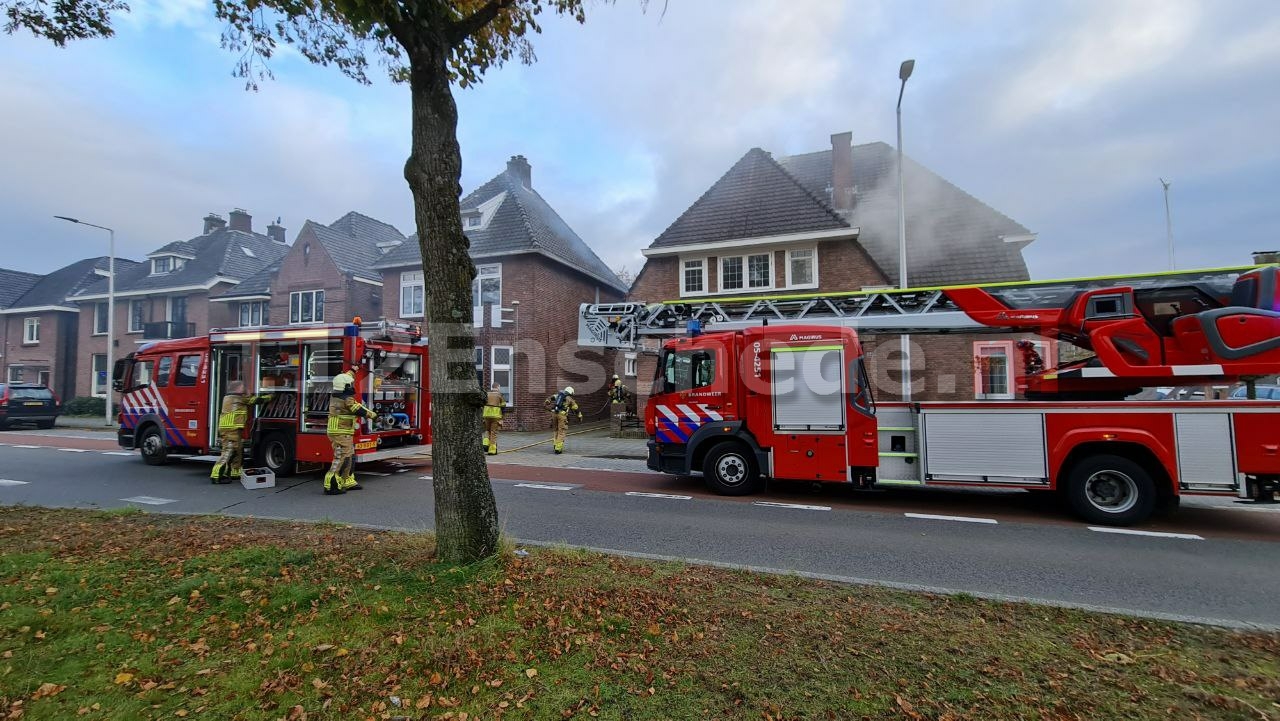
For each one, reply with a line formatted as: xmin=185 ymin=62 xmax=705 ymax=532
xmin=258 ymin=432 xmax=296 ymax=477
xmin=139 ymin=426 xmax=168 ymax=466
xmin=1066 ymin=454 xmax=1156 ymax=526
xmin=702 ymin=442 xmax=760 ymax=496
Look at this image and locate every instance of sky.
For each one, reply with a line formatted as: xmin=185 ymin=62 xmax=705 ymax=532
xmin=1 ymin=0 xmax=1277 ymax=282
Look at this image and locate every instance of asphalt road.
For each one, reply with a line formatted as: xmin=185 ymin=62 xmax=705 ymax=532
xmin=2 ymin=428 xmax=1278 ymax=629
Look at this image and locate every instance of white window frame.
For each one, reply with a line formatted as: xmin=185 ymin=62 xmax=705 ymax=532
xmin=624 ymin=352 xmax=638 ymax=378
xmin=474 ymin=346 xmax=484 ymax=388
xmin=464 ymin=214 xmax=483 ymax=229
xmin=37 ymin=370 xmax=50 ymax=387
xmin=91 ymin=354 xmax=108 ymax=398
xmin=128 ymin=300 xmax=146 ymax=334
xmin=785 ymin=246 xmax=819 ymax=290
xmin=167 ymin=295 xmax=188 ymax=324
xmin=679 ymin=257 xmax=708 ymax=297
xmin=491 ymin=345 xmax=514 ymax=403
xmin=289 ymin=290 xmax=325 ymax=325
xmin=7 ymin=365 xmax=23 ymax=383
xmin=151 ymin=257 xmax=170 ymax=275
xmin=92 ymin=302 xmax=109 ymax=336
xmin=472 ymin=264 xmax=502 ymax=309
xmin=974 ymin=341 xmax=1015 ymax=400
xmin=717 ymin=252 xmax=773 ymax=293
xmin=23 ymin=317 xmax=39 ymax=344
xmin=239 ymin=301 xmax=268 ymax=328
xmin=400 ymin=270 xmax=424 ymax=318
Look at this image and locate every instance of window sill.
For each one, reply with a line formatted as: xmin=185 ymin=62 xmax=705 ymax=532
xmin=22 ymin=341 xmax=39 ymax=346
xmin=91 ymin=332 xmax=107 ymax=337
xmin=126 ymin=330 xmax=143 ymax=335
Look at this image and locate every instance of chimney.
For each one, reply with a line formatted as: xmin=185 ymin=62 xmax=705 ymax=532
xmin=830 ymin=131 xmax=854 ymax=212
xmin=267 ymin=217 xmax=287 ymax=244
xmin=1252 ymin=250 xmax=1280 ymax=265
xmin=506 ymin=155 xmax=532 ymax=188
xmin=203 ymin=213 xmax=226 ymax=234
xmin=228 ymin=208 xmax=252 ymax=233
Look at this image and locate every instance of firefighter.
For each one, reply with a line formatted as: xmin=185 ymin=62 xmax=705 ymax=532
xmin=210 ymin=380 xmax=267 ymax=483
xmin=543 ymin=386 xmax=580 ymax=454
xmin=482 ymin=382 xmax=505 ymax=455
xmin=609 ymin=374 xmax=629 ymax=406
xmin=325 ymin=366 xmax=377 ymax=495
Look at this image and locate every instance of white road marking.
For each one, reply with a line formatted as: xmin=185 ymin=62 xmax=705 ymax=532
xmin=120 ymin=496 xmax=177 ymax=506
xmin=625 ymin=492 xmax=692 ymax=500
xmin=753 ymin=501 xmax=831 ymax=511
xmin=396 ymin=469 xmax=409 ymax=473
xmin=1088 ymin=527 xmax=1204 ymax=540
xmin=0 ymin=479 xmax=31 ymax=486
xmin=101 ymin=451 xmax=134 ymax=456
xmin=905 ymin=513 xmax=999 ymax=525
xmin=514 ymin=483 xmax=577 ymax=491
xmin=11 ymin=445 xmax=42 ymax=449
xmin=57 ymin=448 xmax=90 ymax=453
xmin=362 ymin=472 xmax=391 ymax=477
xmin=418 ymin=475 xmax=433 ymax=480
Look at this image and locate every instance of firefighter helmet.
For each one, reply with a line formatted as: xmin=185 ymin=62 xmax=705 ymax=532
xmin=332 ymin=370 xmax=355 ymax=395
xmin=564 ymin=386 xmax=575 ymax=396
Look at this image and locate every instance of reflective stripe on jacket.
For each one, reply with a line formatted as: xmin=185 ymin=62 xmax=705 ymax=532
xmin=327 ymin=396 xmax=372 ymax=436
xmin=217 ymin=394 xmax=263 ymax=431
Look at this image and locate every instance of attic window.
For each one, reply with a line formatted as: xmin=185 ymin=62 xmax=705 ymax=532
xmin=241 ymin=246 xmax=257 ymax=258
xmin=150 ymin=256 xmax=185 ymax=275
xmin=464 ymin=214 xmax=482 ymax=229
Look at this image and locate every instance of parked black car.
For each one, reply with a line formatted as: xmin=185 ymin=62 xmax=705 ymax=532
xmin=0 ymin=384 xmax=60 ymax=429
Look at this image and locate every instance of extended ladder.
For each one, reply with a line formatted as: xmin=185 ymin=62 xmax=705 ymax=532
xmin=579 ymin=265 xmax=1261 ymax=349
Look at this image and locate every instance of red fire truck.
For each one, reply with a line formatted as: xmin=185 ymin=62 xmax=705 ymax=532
xmin=580 ymin=265 xmax=1280 ymax=525
xmin=111 ymin=320 xmax=430 ymax=475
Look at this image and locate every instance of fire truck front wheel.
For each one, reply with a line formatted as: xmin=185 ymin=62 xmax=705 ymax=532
xmin=139 ymin=426 xmax=168 ymax=466
xmin=1065 ymin=454 xmax=1156 ymax=526
xmin=702 ymin=442 xmax=760 ymax=496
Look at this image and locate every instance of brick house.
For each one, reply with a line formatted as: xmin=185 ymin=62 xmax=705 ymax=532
xmin=0 ymin=257 xmax=137 ymax=397
xmin=628 ymin=131 xmax=1038 ymax=405
xmin=375 ymin=156 xmax=629 ymax=430
xmin=214 ymin=211 xmax=405 ymax=328
xmin=0 ymin=267 xmax=43 ymax=383
xmin=67 ymin=209 xmax=290 ymax=397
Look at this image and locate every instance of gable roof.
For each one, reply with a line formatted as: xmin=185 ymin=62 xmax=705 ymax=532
xmin=649 ymin=147 xmax=849 ymax=248
xmin=2 ymin=257 xmax=139 ymax=312
xmin=212 ymin=260 xmax=280 ymax=300
xmin=776 ymin=142 xmax=1031 ymax=285
xmin=647 ymin=139 xmax=1032 ymax=287
xmin=304 ymin=212 xmax=405 ymax=283
xmin=71 ymin=227 xmax=290 ymax=300
xmin=374 ymin=168 xmax=627 ymax=293
xmin=0 ymin=268 xmax=41 ymax=309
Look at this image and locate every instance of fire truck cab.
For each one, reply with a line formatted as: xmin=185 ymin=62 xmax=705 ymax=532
xmin=112 ymin=320 xmax=430 ymax=475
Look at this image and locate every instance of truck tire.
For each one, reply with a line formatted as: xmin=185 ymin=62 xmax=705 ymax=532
xmin=702 ymin=442 xmax=760 ymax=496
xmin=1065 ymin=454 xmax=1156 ymax=526
xmin=258 ymin=432 xmax=296 ymax=478
xmin=139 ymin=426 xmax=168 ymax=466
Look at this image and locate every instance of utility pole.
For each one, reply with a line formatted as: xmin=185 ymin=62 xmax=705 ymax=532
xmin=897 ymin=58 xmax=915 ymax=400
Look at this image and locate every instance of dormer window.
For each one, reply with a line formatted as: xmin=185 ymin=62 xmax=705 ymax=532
xmin=462 ymin=210 xmax=483 ymax=229
xmin=150 ymin=256 xmax=185 ymax=274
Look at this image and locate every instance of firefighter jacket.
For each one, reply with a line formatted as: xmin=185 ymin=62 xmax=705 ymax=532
xmin=217 ymin=393 xmax=266 ymax=431
xmin=327 ymin=396 xmax=375 ymax=436
xmin=483 ymin=390 xmax=506 ymax=420
xmin=544 ymin=392 xmax=579 ymax=416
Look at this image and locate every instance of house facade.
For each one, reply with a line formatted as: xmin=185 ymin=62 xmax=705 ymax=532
xmin=376 ymin=156 xmax=629 ymax=430
xmin=68 ymin=209 xmax=290 ymax=397
xmin=0 ymin=258 xmax=132 ymax=397
xmin=629 ymin=131 xmax=1039 ymax=406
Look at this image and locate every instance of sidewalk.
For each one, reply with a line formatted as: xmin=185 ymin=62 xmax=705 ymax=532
xmin=486 ymin=423 xmax=650 ymax=473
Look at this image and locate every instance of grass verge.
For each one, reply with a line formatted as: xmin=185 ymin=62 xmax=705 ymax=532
xmin=0 ymin=506 xmax=1276 ymax=720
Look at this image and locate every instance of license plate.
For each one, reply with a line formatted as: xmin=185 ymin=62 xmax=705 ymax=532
xmin=23 ymin=402 xmax=43 ymax=406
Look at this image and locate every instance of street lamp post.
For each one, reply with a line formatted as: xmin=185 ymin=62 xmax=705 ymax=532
xmin=55 ymin=216 xmax=115 ymax=428
xmin=896 ymin=58 xmax=915 ymax=401
xmin=1159 ymin=178 xmax=1174 ymax=270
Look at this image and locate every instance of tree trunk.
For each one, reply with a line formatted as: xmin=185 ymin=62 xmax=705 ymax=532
xmin=404 ymin=41 xmax=500 ymax=564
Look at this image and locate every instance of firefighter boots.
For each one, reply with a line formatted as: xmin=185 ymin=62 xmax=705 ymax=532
xmin=323 ymin=472 xmax=345 ymax=495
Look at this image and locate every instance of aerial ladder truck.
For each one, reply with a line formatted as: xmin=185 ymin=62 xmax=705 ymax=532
xmin=579 ymin=265 xmax=1280 ymax=525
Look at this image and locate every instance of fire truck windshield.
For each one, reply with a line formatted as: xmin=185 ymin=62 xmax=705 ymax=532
xmin=654 ymin=349 xmax=716 ymax=395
